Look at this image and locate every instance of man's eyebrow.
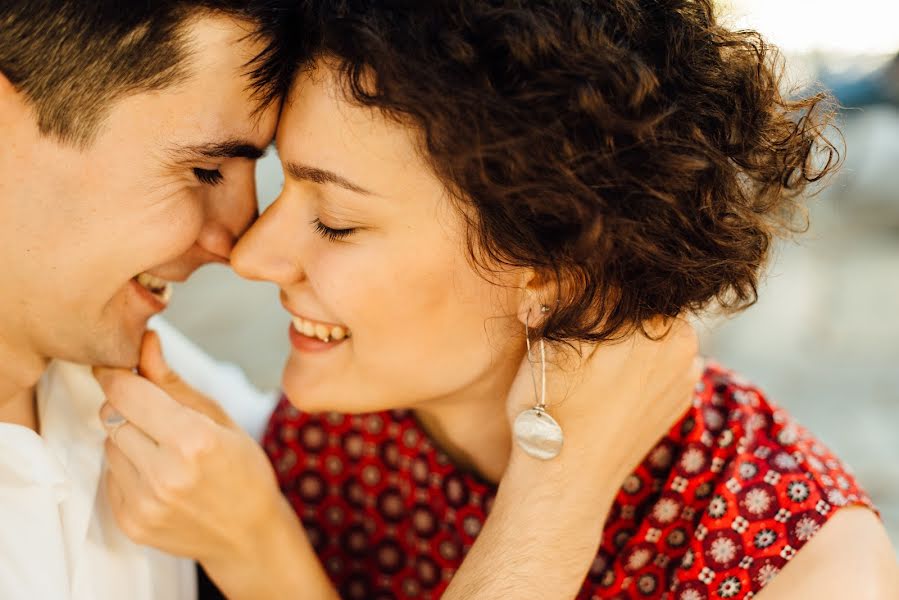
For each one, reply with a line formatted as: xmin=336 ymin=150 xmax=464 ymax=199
xmin=284 ymin=161 xmax=373 ymax=196
xmin=171 ymin=139 xmax=268 ymax=161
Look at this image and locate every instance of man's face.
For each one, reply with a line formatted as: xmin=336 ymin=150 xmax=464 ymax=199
xmin=0 ymin=16 xmax=278 ymax=370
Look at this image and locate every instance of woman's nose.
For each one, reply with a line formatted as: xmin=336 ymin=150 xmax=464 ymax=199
xmin=231 ymin=194 xmax=305 ymax=285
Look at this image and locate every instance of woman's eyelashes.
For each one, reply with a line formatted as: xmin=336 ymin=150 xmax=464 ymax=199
xmin=312 ymin=217 xmax=356 ymax=241
xmin=193 ymin=167 xmax=224 ymax=186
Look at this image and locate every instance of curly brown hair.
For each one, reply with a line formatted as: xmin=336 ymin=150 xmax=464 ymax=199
xmin=287 ymin=0 xmax=839 ymax=342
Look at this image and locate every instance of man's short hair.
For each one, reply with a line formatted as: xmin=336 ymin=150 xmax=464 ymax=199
xmin=0 ymin=0 xmax=291 ymax=147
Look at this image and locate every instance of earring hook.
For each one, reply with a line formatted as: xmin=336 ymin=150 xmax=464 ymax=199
xmin=525 ymin=308 xmax=547 ymax=411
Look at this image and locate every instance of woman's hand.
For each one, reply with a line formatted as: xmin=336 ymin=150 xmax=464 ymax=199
xmin=94 ymin=331 xmax=338 ymax=600
xmin=505 ymin=316 xmax=701 ymax=483
xmin=447 ymin=318 xmax=700 ymax=600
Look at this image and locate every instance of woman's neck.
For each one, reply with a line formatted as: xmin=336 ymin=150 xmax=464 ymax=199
xmin=413 ymin=349 xmax=524 ymax=484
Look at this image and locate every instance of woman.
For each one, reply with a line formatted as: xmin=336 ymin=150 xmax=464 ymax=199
xmin=95 ymin=1 xmax=898 ymax=599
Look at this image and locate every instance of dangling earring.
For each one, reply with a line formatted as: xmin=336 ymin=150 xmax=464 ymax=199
xmin=513 ymin=305 xmax=564 ymax=460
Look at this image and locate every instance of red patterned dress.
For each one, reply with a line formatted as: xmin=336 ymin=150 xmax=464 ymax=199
xmin=262 ymin=362 xmax=873 ymax=599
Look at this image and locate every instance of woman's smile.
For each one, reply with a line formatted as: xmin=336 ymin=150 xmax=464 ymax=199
xmin=287 ymin=312 xmax=350 ymax=352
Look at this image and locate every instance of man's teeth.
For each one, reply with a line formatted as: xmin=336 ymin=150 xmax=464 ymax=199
xmin=291 ymin=316 xmax=349 ymax=342
xmin=136 ymin=272 xmax=173 ymax=302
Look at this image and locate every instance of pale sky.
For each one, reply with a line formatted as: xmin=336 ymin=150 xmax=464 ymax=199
xmin=720 ymin=0 xmax=899 ymax=55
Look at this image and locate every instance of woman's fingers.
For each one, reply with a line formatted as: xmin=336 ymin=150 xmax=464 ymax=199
xmin=101 ymin=412 xmax=163 ymax=473
xmin=138 ymin=331 xmax=235 ymax=428
xmin=104 ymin=434 xmax=145 ymax=484
xmin=94 ymin=366 xmax=194 ymax=446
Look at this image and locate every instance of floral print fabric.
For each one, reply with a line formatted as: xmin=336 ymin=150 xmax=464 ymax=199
xmin=263 ymin=362 xmax=872 ymax=599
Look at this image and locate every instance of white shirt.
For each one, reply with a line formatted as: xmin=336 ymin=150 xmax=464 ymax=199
xmin=149 ymin=317 xmax=278 ymax=442
xmin=0 ymin=360 xmax=196 ymax=600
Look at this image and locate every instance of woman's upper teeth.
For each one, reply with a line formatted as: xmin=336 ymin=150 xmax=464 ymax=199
xmin=292 ymin=316 xmax=348 ymax=342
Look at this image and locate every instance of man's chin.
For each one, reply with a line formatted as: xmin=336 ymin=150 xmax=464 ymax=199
xmin=70 ymin=324 xmax=147 ymax=370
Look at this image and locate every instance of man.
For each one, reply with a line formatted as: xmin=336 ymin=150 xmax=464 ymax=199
xmin=0 ymin=1 xmax=282 ymax=598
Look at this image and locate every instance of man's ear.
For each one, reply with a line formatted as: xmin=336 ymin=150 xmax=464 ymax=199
xmin=0 ymin=68 xmax=23 ymax=118
xmin=0 ymin=68 xmax=16 ymax=95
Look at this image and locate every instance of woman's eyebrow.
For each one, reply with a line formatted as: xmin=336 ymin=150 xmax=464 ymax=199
xmin=283 ymin=161 xmax=374 ymax=196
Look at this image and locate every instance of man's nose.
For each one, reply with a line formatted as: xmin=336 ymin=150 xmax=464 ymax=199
xmin=197 ymin=165 xmax=259 ymax=262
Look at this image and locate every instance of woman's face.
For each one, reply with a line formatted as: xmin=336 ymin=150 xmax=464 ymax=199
xmin=231 ymin=63 xmax=528 ymax=413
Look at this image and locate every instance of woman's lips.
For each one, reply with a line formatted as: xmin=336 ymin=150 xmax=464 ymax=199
xmin=288 ymin=319 xmax=349 ymax=353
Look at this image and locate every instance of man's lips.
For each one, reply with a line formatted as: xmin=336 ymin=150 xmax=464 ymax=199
xmin=133 ymin=272 xmax=173 ymax=304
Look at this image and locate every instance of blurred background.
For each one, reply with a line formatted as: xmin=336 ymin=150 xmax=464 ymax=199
xmin=164 ymin=0 xmax=899 ymax=547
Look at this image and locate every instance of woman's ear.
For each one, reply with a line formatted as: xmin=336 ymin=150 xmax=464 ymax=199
xmin=515 ymin=270 xmax=556 ymax=330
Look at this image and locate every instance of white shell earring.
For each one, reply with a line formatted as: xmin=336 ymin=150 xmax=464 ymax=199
xmin=512 ymin=306 xmax=564 ymax=460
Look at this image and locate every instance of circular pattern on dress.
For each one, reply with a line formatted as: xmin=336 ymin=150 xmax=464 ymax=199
xmin=717 ymin=576 xmax=742 ymax=598
xmin=737 ymin=483 xmax=778 ymax=521
xmin=325 ymin=453 xmax=344 ymax=476
xmin=410 ymin=455 xmax=430 ymax=486
xmin=343 ymin=432 xmax=365 ymax=459
xmin=339 ymin=524 xmax=370 ymax=558
xmin=341 ymin=478 xmax=366 ymax=508
xmin=411 ymin=503 xmax=439 ymax=538
xmin=673 ymin=580 xmax=708 ymax=600
xmin=649 ymin=493 xmax=683 ymax=527
xmin=666 ymin=527 xmax=688 ymax=548
xmin=749 ymin=556 xmax=785 ymax=588
xmin=379 ymin=440 xmax=401 ymax=468
xmin=677 ymin=443 xmax=709 ymax=476
xmin=786 ymin=479 xmax=811 ymax=503
xmin=623 ymin=543 xmax=655 ymax=573
xmin=375 ymin=539 xmax=407 ymax=574
xmin=297 ymin=470 xmax=327 ymax=504
xmin=786 ymin=510 xmax=825 ymax=547
xmin=361 ymin=463 xmax=383 ymax=487
xmin=462 ymin=514 xmax=482 ymax=538
xmin=738 ymin=460 xmax=759 ymax=480
xmin=647 ymin=442 xmax=675 ymax=472
xmin=442 ymin=473 xmax=470 ymax=508
xmin=438 ymin=538 xmax=461 ymax=563
xmin=340 ymin=573 xmax=371 ymax=600
xmin=702 ymin=529 xmax=744 ymax=570
xmin=377 ymin=487 xmax=406 ymax=522
xmin=415 ymin=555 xmax=441 ymax=589
xmin=300 ymin=422 xmax=327 ymax=452
xmin=707 ymin=494 xmax=728 ymax=519
xmin=274 ymin=448 xmax=297 ymax=476
xmin=637 ymin=573 xmax=658 ymax=595
xmin=752 ymin=528 xmax=777 ymax=550
xmin=622 ymin=474 xmax=643 ymax=494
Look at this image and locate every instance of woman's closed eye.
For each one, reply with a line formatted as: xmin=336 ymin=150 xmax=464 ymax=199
xmin=312 ymin=218 xmax=356 ymax=241
xmin=193 ymin=167 xmax=224 ymax=186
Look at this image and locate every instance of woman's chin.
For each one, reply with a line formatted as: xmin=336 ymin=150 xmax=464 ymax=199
xmin=281 ymin=370 xmax=358 ymax=414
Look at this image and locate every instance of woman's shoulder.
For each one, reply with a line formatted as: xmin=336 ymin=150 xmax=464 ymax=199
xmin=692 ymin=360 xmax=870 ymax=510
xmin=655 ymin=360 xmax=878 ymax=598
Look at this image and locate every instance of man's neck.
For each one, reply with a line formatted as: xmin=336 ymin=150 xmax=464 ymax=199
xmin=0 ymin=333 xmax=46 ymax=431
xmin=0 ymin=385 xmax=38 ymax=430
